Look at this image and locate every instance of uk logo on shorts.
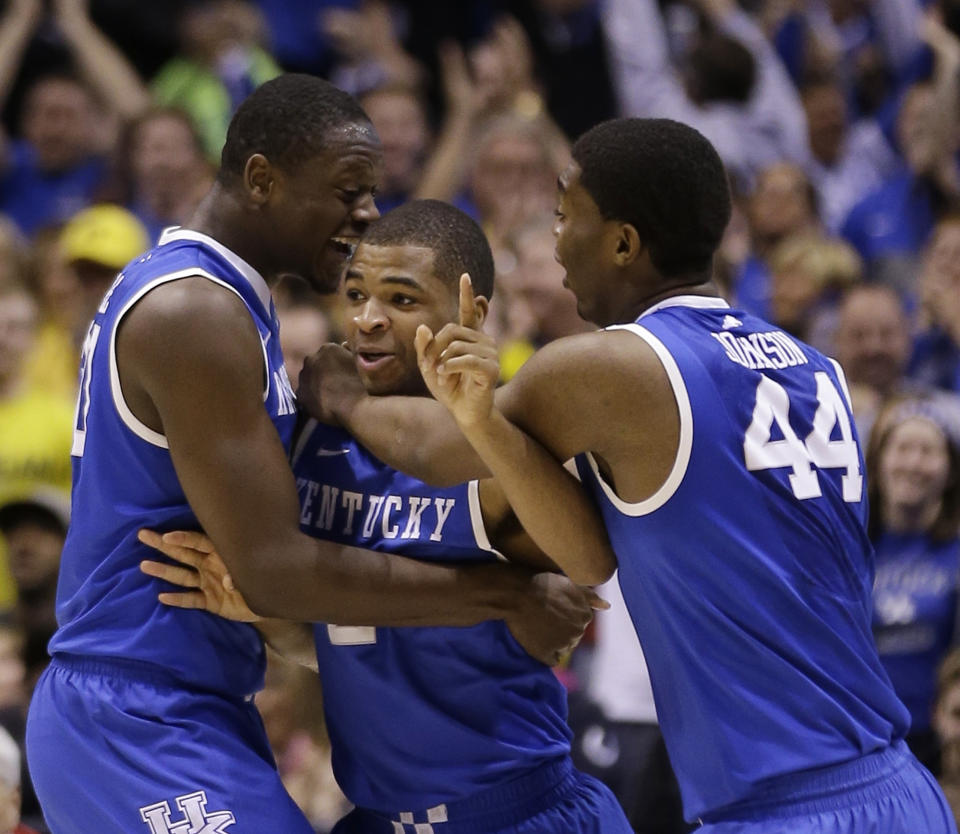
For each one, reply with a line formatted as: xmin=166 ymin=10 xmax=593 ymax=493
xmin=139 ymin=791 xmax=235 ymax=834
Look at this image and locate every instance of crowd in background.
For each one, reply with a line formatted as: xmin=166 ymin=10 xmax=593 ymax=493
xmin=1 ymin=0 xmax=960 ymax=831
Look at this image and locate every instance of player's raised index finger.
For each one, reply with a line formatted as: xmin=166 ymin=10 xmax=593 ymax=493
xmin=459 ymin=273 xmax=477 ymax=329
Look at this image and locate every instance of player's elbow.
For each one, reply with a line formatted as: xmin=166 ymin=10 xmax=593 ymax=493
xmin=570 ymin=552 xmax=617 ymax=586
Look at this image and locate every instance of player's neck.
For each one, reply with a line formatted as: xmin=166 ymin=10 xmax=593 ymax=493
xmin=616 ymin=277 xmax=721 ymax=324
xmin=187 ymin=185 xmax=278 ymax=287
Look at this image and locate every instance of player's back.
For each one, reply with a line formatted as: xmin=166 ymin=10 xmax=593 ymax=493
xmin=50 ymin=228 xmax=298 ymax=697
xmin=293 ymin=421 xmax=572 ymax=813
xmin=575 ymin=296 xmax=910 ymax=821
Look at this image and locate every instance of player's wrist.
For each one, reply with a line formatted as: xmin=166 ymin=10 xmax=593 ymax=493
xmin=461 ymin=561 xmax=530 ymax=621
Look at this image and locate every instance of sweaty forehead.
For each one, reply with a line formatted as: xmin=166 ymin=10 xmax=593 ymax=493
xmin=325 ymin=122 xmax=381 ymax=154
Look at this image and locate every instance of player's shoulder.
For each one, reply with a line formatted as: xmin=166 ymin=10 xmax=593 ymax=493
xmin=130 ymin=275 xmax=252 ymax=332
xmin=517 ymin=327 xmax=663 ymax=380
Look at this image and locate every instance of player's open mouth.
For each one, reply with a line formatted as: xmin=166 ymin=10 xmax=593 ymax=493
xmin=330 ymin=237 xmax=358 ymax=257
xmin=356 ymin=350 xmax=393 ymax=371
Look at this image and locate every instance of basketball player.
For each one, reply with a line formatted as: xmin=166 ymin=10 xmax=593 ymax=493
xmin=25 ymin=77 xmax=600 ymax=834
xmin=140 ymin=198 xmax=630 ymax=834
xmin=302 ymin=119 xmax=957 ymax=832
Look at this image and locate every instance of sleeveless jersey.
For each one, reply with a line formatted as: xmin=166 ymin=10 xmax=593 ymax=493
xmin=292 ymin=420 xmax=572 ymax=813
xmin=49 ymin=227 xmax=297 ymax=697
xmin=574 ymin=296 xmax=910 ymax=821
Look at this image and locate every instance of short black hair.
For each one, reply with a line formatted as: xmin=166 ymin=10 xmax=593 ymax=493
xmin=572 ymin=118 xmax=731 ymax=278
xmin=219 ymin=74 xmax=372 ymax=182
xmin=359 ymin=200 xmax=495 ymax=299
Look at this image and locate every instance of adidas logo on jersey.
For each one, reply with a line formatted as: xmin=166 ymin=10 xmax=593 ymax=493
xmin=722 ymin=314 xmax=743 ymax=329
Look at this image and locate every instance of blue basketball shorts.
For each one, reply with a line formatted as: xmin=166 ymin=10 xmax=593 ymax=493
xmin=26 ymin=656 xmax=315 ymax=834
xmin=331 ymin=757 xmax=632 ymax=834
xmin=699 ymin=740 xmax=957 ymax=834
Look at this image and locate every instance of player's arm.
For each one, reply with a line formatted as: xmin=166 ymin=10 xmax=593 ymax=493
xmin=302 ymin=280 xmax=676 ymax=586
xmin=477 ymin=477 xmax=561 ymax=573
xmin=117 ymin=278 xmax=598 ymax=660
xmin=316 ymin=338 xmax=618 ymax=584
xmin=299 ymin=340 xmax=492 ymax=486
xmin=414 ymin=290 xmax=613 ymax=585
xmin=138 ymin=529 xmax=318 ymax=671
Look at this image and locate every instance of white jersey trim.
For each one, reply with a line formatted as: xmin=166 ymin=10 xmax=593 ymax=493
xmin=109 ymin=269 xmax=271 ymax=449
xmin=638 ymin=294 xmax=729 ymax=318
xmin=583 ymin=323 xmax=693 ymax=516
xmin=291 ymin=417 xmax=319 ymax=467
xmin=158 ymin=227 xmax=273 ymax=314
xmin=468 ymin=480 xmax=506 ymax=561
xmin=827 ymin=357 xmax=855 ymax=412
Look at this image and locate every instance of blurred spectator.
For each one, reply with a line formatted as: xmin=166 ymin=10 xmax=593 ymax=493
xmin=833 ymin=284 xmax=913 ymax=438
xmin=0 ymin=72 xmax=104 ymax=237
xmin=603 ymin=0 xmax=809 ymax=189
xmin=572 ymin=576 xmax=690 ymax=834
xmin=358 ymin=84 xmax=430 ymax=214
xmin=0 ymin=491 xmax=67 ymax=691
xmin=0 ymin=280 xmax=72 ymax=506
xmin=910 ymin=213 xmax=960 ymax=394
xmin=0 ymin=616 xmax=38 ymax=830
xmin=414 ymin=17 xmax=570 ymax=231
xmin=498 ymin=214 xmax=591 ymax=380
xmin=108 ymin=107 xmax=214 ymax=243
xmin=152 ymin=0 xmax=282 ymax=162
xmin=0 ymin=220 xmax=26 ymax=296
xmin=935 ymin=648 xmax=960 ymax=826
xmin=322 ymin=0 xmax=423 ymax=97
xmin=0 ymin=619 xmax=24 ymax=717
xmin=0 ymin=725 xmax=39 ymax=834
xmin=253 ymin=0 xmax=358 ymax=76
xmin=465 ymin=114 xmax=563 ymax=254
xmin=868 ymin=396 xmax=960 ymax=771
xmin=0 ymin=0 xmax=150 ymax=236
xmin=278 ymin=302 xmax=332 ymax=386
xmin=20 ymin=226 xmax=82 ymax=402
xmin=765 ymin=232 xmax=862 ymax=349
xmin=58 ymin=203 xmax=148 ymax=330
xmin=841 ymin=72 xmax=960 ymax=288
xmin=734 ymin=162 xmax=821 ymax=319
xmin=798 ymin=0 xmax=923 ymax=113
xmin=800 ymin=74 xmax=899 ymax=234
xmin=257 ymin=653 xmax=350 ymax=833
xmin=506 ymin=0 xmax=617 ymax=140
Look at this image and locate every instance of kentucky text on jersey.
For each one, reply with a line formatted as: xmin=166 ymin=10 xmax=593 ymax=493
xmin=297 ymin=477 xmax=456 ymax=542
xmin=291 ymin=421 xmax=573 ymax=815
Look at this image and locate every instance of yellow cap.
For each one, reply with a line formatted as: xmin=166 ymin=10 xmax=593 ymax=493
xmin=60 ymin=204 xmax=150 ymax=270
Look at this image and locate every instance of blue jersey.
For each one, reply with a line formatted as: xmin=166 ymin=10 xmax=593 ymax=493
xmin=49 ymin=227 xmax=297 ymax=697
xmin=292 ymin=420 xmax=572 ymax=813
xmin=873 ymin=531 xmax=960 ymax=732
xmin=574 ymin=296 xmax=910 ymax=822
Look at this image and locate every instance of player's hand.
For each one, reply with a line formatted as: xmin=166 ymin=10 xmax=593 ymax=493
xmin=299 ymin=342 xmax=365 ymax=427
xmin=505 ymin=572 xmax=608 ymax=667
xmin=416 ymin=274 xmax=499 ymax=429
xmin=137 ymin=529 xmax=259 ymax=623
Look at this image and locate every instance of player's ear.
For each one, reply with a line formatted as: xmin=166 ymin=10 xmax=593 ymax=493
xmin=473 ymin=296 xmax=489 ymax=329
xmin=244 ymin=154 xmax=274 ymax=207
xmin=613 ymin=222 xmax=642 ymax=266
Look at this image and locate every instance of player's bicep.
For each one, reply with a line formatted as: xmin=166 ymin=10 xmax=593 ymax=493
xmin=494 ymin=333 xmax=615 ymax=462
xmin=118 ymin=281 xmax=301 ymax=570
